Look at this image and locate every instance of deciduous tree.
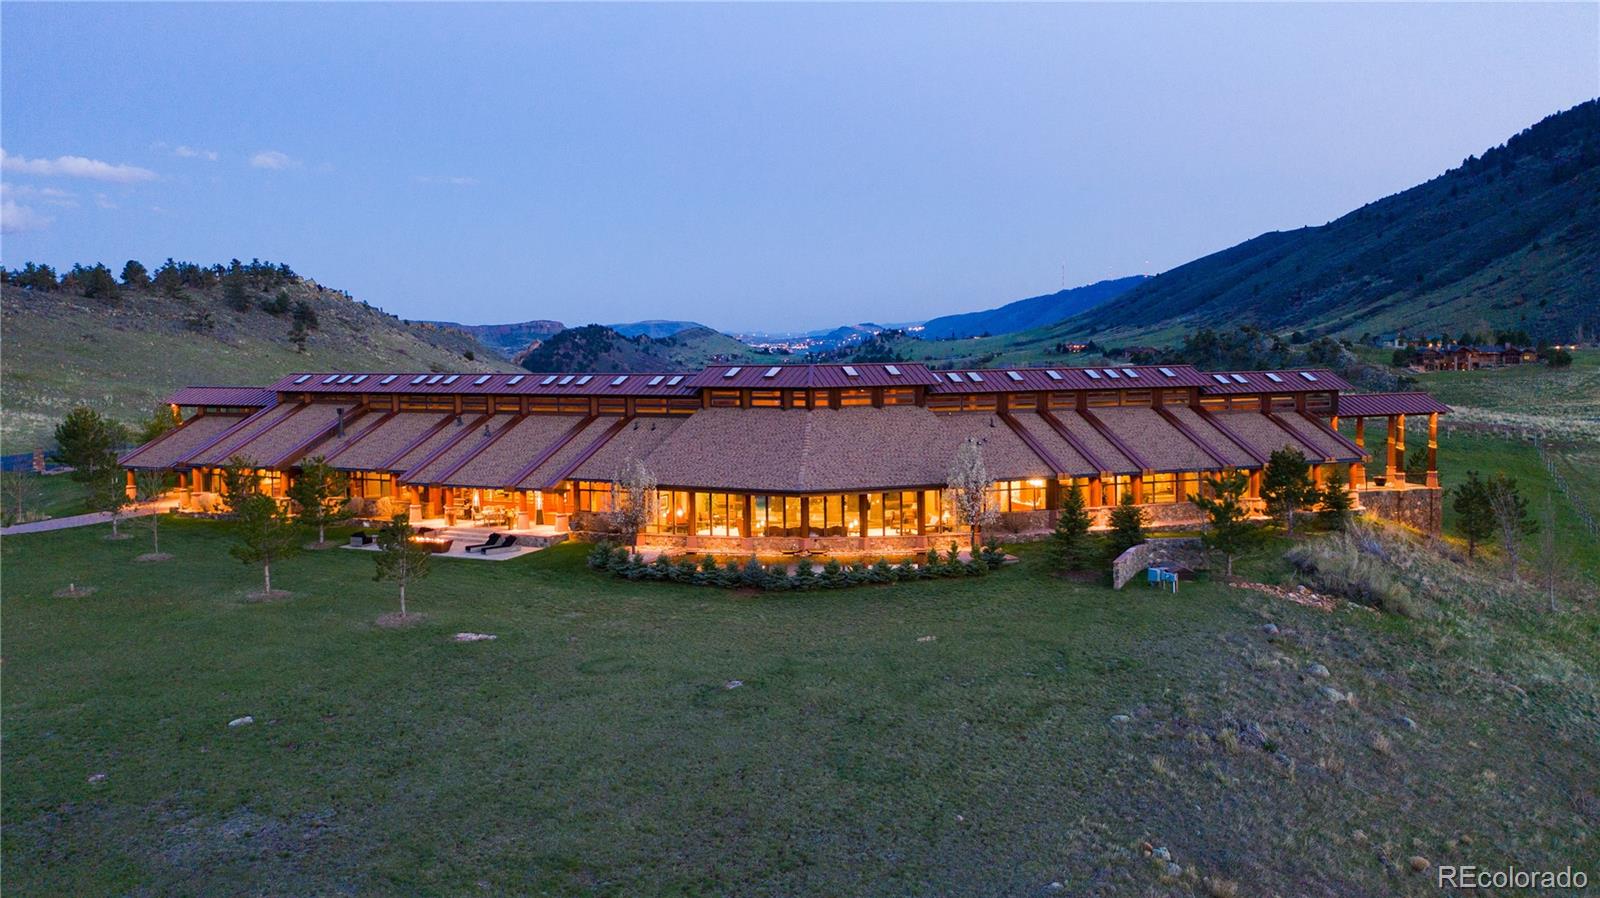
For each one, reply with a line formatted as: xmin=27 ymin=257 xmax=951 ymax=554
xmin=1486 ymin=473 xmax=1537 ymax=581
xmin=373 ymin=514 xmax=430 ymax=617
xmin=606 ymin=458 xmax=657 ymax=552
xmin=946 ymin=438 xmax=996 ymax=548
xmin=133 ymin=469 xmax=173 ymax=556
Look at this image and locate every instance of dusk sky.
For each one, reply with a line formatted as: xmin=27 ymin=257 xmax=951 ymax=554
xmin=3 ymin=3 xmax=1595 ymax=331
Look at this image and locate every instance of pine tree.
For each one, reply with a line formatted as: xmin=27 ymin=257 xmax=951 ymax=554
xmin=1319 ymin=466 xmax=1354 ymax=531
xmin=1049 ymin=483 xmax=1094 ymax=572
xmin=1451 ymin=470 xmax=1494 ymax=559
xmin=1261 ymin=447 xmax=1317 ymax=535
xmin=54 ymin=406 xmax=128 ymax=483
xmin=220 ymin=456 xmax=261 ymax=513
xmin=287 ymin=456 xmax=350 ymax=546
xmin=373 ymin=514 xmax=430 ymax=618
xmin=87 ymin=466 xmax=133 ymax=539
xmin=1192 ymin=469 xmax=1258 ymax=576
xmin=230 ymin=493 xmax=301 ymax=595
xmin=1106 ymin=492 xmax=1147 ymax=558
xmin=121 ymin=259 xmax=150 ymax=290
xmin=1486 ymin=473 xmax=1538 ymax=581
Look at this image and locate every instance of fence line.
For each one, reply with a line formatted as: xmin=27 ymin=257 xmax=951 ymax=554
xmin=1535 ymin=436 xmax=1599 ymax=539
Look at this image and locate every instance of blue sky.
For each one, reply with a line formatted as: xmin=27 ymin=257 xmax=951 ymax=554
xmin=3 ymin=3 xmax=1596 ymax=331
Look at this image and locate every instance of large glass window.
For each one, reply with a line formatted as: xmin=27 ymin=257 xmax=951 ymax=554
xmin=1107 ymin=475 xmax=1134 ymax=504
xmin=646 ymin=489 xmax=691 ymax=535
xmin=840 ymin=389 xmax=872 ymax=407
xmin=694 ymin=492 xmax=745 ymax=537
xmin=575 ymin=481 xmax=613 ymax=513
xmin=882 ymin=388 xmax=915 ymax=406
xmin=750 ymin=390 xmax=781 ymax=408
xmin=986 ymin=479 xmax=1048 ymax=512
xmin=1146 ymin=472 xmax=1177 ymax=504
xmin=923 ymin=489 xmax=952 ymax=532
xmin=350 ymin=472 xmax=392 ymax=498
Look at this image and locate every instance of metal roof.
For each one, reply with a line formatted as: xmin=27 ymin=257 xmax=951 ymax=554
xmin=267 ymin=371 xmax=697 ymax=397
xmin=164 ymin=386 xmax=279 ymax=407
xmin=685 ymin=364 xmax=943 ymax=389
xmin=1335 ymin=392 xmax=1451 ymax=417
xmin=925 ymin=364 xmax=1212 ymax=393
xmin=1196 ymin=369 xmax=1353 ymax=395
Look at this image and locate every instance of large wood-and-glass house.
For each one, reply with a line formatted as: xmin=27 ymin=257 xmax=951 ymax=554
xmin=121 ymin=363 xmax=1450 ymax=549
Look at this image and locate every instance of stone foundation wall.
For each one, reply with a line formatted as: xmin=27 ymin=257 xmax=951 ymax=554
xmin=1112 ymin=537 xmax=1205 ymax=589
xmin=1358 ymin=487 xmax=1442 ymax=534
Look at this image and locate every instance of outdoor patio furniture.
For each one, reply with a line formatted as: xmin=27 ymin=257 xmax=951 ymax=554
xmin=482 ymin=535 xmax=520 ymax=554
xmin=464 ymin=533 xmax=505 ymax=554
xmin=348 ymin=531 xmax=372 ymax=547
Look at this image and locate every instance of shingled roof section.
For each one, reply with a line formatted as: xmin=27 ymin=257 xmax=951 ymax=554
xmin=438 ymin=414 xmax=592 ymax=489
xmin=1336 ymin=392 xmax=1451 ymax=417
xmin=403 ymin=414 xmax=520 ymax=484
xmin=1209 ymin=410 xmax=1324 ymax=461
xmin=1005 ymin=413 xmax=1098 ymax=476
xmin=1093 ymin=407 xmax=1223 ymax=473
xmin=326 ymin=412 xmax=450 ymax=471
xmin=1044 ymin=411 xmax=1141 ymax=474
xmin=1272 ymin=413 xmax=1366 ymax=463
xmin=1162 ymin=406 xmax=1260 ymax=468
xmin=186 ymin=401 xmax=303 ymax=466
xmin=686 ymin=364 xmax=943 ymax=389
xmin=565 ymin=416 xmax=687 ymax=484
xmin=639 ymin=407 xmax=1055 ymax=493
xmin=121 ymin=413 xmax=252 ymax=469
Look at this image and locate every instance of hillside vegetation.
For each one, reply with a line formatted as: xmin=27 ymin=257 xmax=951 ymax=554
xmin=1003 ymin=100 xmax=1600 ymax=349
xmin=917 ymin=275 xmax=1148 ymax=339
xmin=1 ymin=267 xmax=513 ymax=450
xmin=418 ymin=319 xmax=563 ymax=358
xmin=516 ymin=323 xmax=774 ymax=372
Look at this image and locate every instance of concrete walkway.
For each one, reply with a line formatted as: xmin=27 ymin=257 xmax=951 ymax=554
xmin=0 ymin=500 xmax=179 ymax=536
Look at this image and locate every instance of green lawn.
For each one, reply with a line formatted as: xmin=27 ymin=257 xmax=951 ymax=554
xmin=4 ymin=517 xmax=1595 ymax=896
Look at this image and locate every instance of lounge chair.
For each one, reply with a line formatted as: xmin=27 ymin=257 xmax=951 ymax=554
xmin=482 ymin=535 xmax=519 ymax=554
xmin=464 ymin=533 xmax=504 ymax=554
xmin=348 ymin=531 xmax=372 ymax=547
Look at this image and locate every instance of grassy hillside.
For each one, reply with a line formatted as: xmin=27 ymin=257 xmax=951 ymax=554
xmin=1016 ymin=99 xmax=1600 ymax=348
xmin=3 ymin=517 xmax=1594 ymax=895
xmin=917 ymin=275 xmax=1148 ymax=340
xmin=418 ymin=319 xmax=564 ymax=358
xmin=517 ymin=323 xmax=775 ymax=372
xmin=1 ymin=282 xmax=515 ymax=451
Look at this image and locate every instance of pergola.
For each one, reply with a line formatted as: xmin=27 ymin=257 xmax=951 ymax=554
xmin=1331 ymin=392 xmax=1452 ymax=489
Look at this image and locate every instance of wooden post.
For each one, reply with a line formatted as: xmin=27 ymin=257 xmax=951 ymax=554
xmin=1384 ymin=415 xmax=1398 ymax=482
xmin=1394 ymin=414 xmax=1407 ymax=482
xmin=1089 ymin=475 xmax=1103 ymax=508
xmin=1352 ymin=418 xmax=1367 ymax=488
xmin=1131 ymin=474 xmax=1144 ymax=505
xmin=1426 ymin=412 xmax=1439 ymax=488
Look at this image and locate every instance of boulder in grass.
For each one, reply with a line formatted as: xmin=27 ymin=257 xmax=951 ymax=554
xmin=453 ymin=632 xmax=498 ymax=643
xmin=228 ymin=716 xmax=254 ymax=728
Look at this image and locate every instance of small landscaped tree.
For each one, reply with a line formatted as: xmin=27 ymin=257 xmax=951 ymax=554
xmin=1534 ymin=494 xmax=1566 ymax=612
xmin=1486 ymin=473 xmax=1537 ymax=582
xmin=947 ymin=438 xmax=996 ymax=548
xmin=1319 ymin=467 xmax=1354 ymax=531
xmin=135 ymin=406 xmax=179 ymax=446
xmin=87 ymin=467 xmax=133 ymax=539
xmin=607 ymin=458 xmax=657 ymax=552
xmin=230 ymin=493 xmax=301 ymax=596
xmin=220 ymin=456 xmax=260 ymax=513
xmin=1106 ymin=492 xmax=1148 ymax=559
xmin=1261 ymin=447 xmax=1317 ymax=535
xmin=1192 ymin=469 xmax=1258 ymax=575
xmin=1451 ymin=470 xmax=1494 ymax=559
xmin=373 ymin=514 xmax=430 ymax=619
xmin=54 ymin=406 xmax=128 ymax=484
xmin=133 ymin=469 xmax=173 ymax=558
xmin=1 ymin=470 xmax=42 ymax=526
xmin=287 ymin=456 xmax=349 ymax=547
xmin=1049 ymin=482 xmax=1095 ymax=573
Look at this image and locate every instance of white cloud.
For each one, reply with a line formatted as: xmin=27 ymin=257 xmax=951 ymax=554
xmin=415 ymin=175 xmax=480 ymax=186
xmin=2 ymin=182 xmax=78 ymax=207
xmin=249 ymin=150 xmax=297 ymax=170
xmin=1 ymin=198 xmax=52 ymax=233
xmin=174 ymin=145 xmax=219 ymax=161
xmin=0 ymin=148 xmax=156 ymax=183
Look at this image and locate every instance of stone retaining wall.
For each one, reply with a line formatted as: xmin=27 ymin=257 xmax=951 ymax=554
xmin=1358 ymin=487 xmax=1442 ymax=535
xmin=1112 ymin=537 xmax=1206 ymax=590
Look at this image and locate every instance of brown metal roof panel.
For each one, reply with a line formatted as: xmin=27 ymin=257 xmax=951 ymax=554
xmin=121 ymin=413 xmax=250 ymax=469
xmin=1092 ymin=407 xmax=1219 ymax=473
xmin=1197 ymin=368 xmax=1353 ymax=395
xmin=685 ymin=364 xmax=942 ymax=389
xmin=266 ymin=371 xmax=698 ymax=397
xmin=436 ymin=415 xmax=589 ymax=489
xmin=925 ymin=365 xmax=1210 ymax=393
xmin=1335 ymin=392 xmax=1451 ymax=416
xmin=164 ymin=386 xmax=278 ymax=407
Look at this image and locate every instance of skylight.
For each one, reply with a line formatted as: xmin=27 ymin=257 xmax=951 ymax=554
xmin=540 ymin=375 xmax=558 ymax=385
xmin=442 ymin=375 xmax=460 ymax=385
xmin=337 ymin=374 xmax=356 ymax=384
xmin=506 ymin=375 xmax=524 ymax=386
xmin=1122 ymin=369 xmax=1139 ymax=378
xmin=411 ymin=375 xmax=428 ymax=385
xmin=667 ymin=375 xmax=684 ymax=386
xmin=558 ymin=375 xmax=575 ymax=385
xmin=842 ymin=365 xmax=859 ymax=377
xmin=473 ymin=375 xmax=491 ymax=386
xmin=427 ymin=374 xmax=445 ymax=384
xmin=1086 ymin=369 xmax=1102 ymax=379
xmin=967 ymin=372 xmax=984 ymax=382
xmin=647 ymin=375 xmax=664 ymax=386
xmin=379 ymin=374 xmax=398 ymax=385
xmin=1300 ymin=371 xmax=1319 ymax=382
xmin=1006 ymin=371 xmax=1024 ymax=382
xmin=946 ymin=372 xmax=964 ymax=383
xmin=1212 ymin=374 xmax=1231 ymax=384
xmin=1158 ymin=367 xmax=1177 ymax=378
xmin=575 ymin=375 xmax=592 ymax=385
xmin=763 ymin=367 xmax=780 ymax=378
xmin=1046 ymin=370 xmax=1062 ymax=380
xmin=885 ymin=365 xmax=901 ymax=376
xmin=293 ymin=374 xmax=312 ymax=384
xmin=1230 ymin=374 xmax=1249 ymax=384
xmin=723 ymin=367 xmax=742 ymax=378
xmin=1104 ymin=369 xmax=1121 ymax=379
xmin=1265 ymin=372 xmax=1284 ymax=383
xmin=351 ymin=375 xmax=368 ymax=384
xmin=322 ymin=375 xmax=341 ymax=384
xmin=611 ymin=376 xmax=627 ymax=386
